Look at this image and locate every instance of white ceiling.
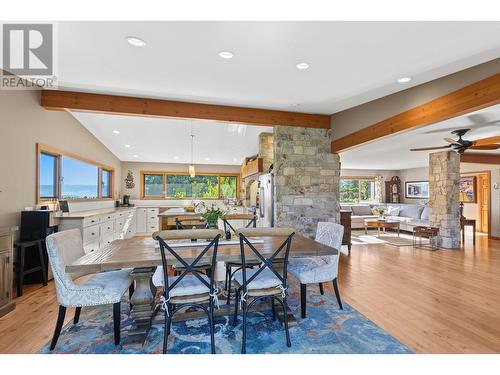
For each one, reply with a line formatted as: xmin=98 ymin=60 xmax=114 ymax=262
xmin=55 ymin=21 xmax=500 ymax=114
xmin=341 ymin=104 xmax=500 ymax=170
xmin=72 ymin=112 xmax=273 ymax=164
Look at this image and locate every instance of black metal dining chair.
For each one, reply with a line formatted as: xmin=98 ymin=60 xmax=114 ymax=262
xmin=222 ymin=214 xmax=261 ymax=304
xmin=153 ymin=229 xmax=223 ymax=354
xmin=232 ymin=227 xmax=295 ymax=354
xmin=173 ymin=216 xmax=211 ymax=276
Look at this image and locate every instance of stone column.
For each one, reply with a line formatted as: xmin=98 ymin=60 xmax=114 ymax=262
xmin=258 ymin=132 xmax=274 ymax=173
xmin=428 ymin=151 xmax=461 ymax=249
xmin=273 ymin=126 xmax=340 ymax=238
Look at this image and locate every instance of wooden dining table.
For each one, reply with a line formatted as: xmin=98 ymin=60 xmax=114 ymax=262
xmin=67 ymin=234 xmax=338 ymax=343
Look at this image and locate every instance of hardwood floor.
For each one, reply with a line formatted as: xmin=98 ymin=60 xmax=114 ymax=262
xmin=1 ymin=233 xmax=499 ymax=353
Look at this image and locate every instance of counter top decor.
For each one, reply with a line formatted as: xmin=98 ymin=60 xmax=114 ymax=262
xmin=200 ymin=204 xmax=226 ymax=229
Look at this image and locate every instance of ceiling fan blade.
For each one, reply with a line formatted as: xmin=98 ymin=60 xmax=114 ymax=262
xmin=444 ymin=137 xmax=461 ymax=145
xmin=472 ymin=136 xmax=500 ymax=146
xmin=468 ymin=144 xmax=500 ymax=150
xmin=410 ymin=145 xmax=451 ymax=151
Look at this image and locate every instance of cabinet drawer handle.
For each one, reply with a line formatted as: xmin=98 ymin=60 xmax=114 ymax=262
xmin=91 ymin=232 xmax=95 ymax=236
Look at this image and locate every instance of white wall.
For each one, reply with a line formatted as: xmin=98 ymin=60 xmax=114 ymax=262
xmin=0 ymin=89 xmax=122 ymax=231
xmin=121 ymin=161 xmax=241 ymax=207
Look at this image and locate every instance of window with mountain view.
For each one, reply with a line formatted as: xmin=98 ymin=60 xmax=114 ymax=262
xmin=340 ymin=178 xmax=376 ymax=203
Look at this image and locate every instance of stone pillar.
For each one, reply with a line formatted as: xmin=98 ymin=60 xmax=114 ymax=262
xmin=258 ymin=132 xmax=274 ymax=173
xmin=428 ymin=151 xmax=461 ymax=249
xmin=274 ymin=126 xmax=340 ymax=238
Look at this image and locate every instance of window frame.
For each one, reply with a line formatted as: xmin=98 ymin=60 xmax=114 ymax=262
xmin=140 ymin=171 xmax=240 ymax=200
xmin=339 ymin=176 xmax=377 ymax=204
xmin=37 ymin=144 xmax=115 ymax=203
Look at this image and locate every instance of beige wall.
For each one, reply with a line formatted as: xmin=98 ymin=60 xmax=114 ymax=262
xmin=0 ymin=89 xmax=122 ymax=230
xmin=330 ymin=59 xmax=500 ymax=140
xmin=396 ymin=164 xmax=500 ymax=238
xmin=121 ymin=161 xmax=241 ymax=202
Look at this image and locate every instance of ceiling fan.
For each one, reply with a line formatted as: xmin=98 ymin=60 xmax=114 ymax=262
xmin=410 ymin=129 xmax=500 ymax=154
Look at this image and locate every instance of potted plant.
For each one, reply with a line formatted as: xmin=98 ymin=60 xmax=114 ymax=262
xmin=373 ymin=206 xmax=387 ymax=220
xmin=201 ymin=204 xmax=225 ymax=229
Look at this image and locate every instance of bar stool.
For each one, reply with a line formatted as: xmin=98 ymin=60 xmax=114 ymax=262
xmin=14 ymin=239 xmax=48 ymax=297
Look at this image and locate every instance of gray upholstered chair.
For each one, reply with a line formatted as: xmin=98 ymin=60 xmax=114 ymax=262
xmin=288 ymin=222 xmax=344 ymax=318
xmin=45 ymin=229 xmax=133 ymax=350
xmin=152 ymin=229 xmax=224 ymax=354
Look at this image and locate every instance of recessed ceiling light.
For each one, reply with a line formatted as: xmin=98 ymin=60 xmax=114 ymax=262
xmin=124 ymin=144 xmax=131 ymax=148
xmin=296 ymin=62 xmax=309 ymax=70
xmin=174 ymin=156 xmax=180 ymax=160
xmin=218 ymin=51 xmax=233 ymax=59
xmin=204 ymin=157 xmax=210 ymax=161
xmin=126 ymin=36 xmax=146 ymax=47
xmin=397 ymin=77 xmax=411 ymax=83
xmin=112 ymin=130 xmax=120 ymax=134
xmin=133 ymin=154 xmax=139 ymax=158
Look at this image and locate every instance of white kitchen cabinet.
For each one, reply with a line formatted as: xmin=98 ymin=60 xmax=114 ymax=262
xmin=146 ymin=208 xmax=159 ymax=233
xmin=135 ymin=208 xmax=148 ymax=233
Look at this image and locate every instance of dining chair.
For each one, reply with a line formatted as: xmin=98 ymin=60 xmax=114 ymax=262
xmin=152 ymin=229 xmax=224 ymax=354
xmin=288 ymin=222 xmax=344 ymax=318
xmin=232 ymin=227 xmax=295 ymax=354
xmin=45 ymin=229 xmax=133 ymax=350
xmin=222 ymin=213 xmax=261 ymax=304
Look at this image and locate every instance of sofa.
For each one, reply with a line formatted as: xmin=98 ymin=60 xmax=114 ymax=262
xmin=340 ymin=203 xmax=429 ymax=232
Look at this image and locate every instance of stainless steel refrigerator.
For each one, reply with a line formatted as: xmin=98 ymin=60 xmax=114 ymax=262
xmin=258 ymin=173 xmax=274 ymax=227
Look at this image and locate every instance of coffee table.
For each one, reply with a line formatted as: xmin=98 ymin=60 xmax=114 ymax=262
xmin=364 ymin=219 xmax=400 ymax=237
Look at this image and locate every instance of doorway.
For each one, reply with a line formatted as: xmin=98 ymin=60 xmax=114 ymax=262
xmin=460 ymin=171 xmax=490 ymax=236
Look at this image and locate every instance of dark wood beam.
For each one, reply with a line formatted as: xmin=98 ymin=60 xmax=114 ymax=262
xmin=41 ymin=90 xmax=330 ymax=129
xmin=331 ymin=73 xmax=500 ymax=153
xmin=460 ymin=153 xmax=500 ymax=165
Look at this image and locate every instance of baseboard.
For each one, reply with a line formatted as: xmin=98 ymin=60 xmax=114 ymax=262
xmin=490 ymin=236 xmax=500 ymax=241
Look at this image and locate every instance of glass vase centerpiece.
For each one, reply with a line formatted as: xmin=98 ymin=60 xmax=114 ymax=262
xmin=373 ymin=206 xmax=387 ymax=221
xmin=201 ymin=204 xmax=226 ymax=229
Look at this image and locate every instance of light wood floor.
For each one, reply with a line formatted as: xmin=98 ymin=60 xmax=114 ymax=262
xmin=1 ymin=233 xmax=499 ymax=353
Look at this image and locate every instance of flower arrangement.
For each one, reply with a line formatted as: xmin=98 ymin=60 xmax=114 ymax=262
xmin=200 ymin=204 xmax=226 ymax=229
xmin=372 ymin=206 xmax=387 ymax=220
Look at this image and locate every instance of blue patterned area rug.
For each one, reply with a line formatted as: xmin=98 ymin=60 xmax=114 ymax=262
xmin=38 ymin=282 xmax=412 ymax=354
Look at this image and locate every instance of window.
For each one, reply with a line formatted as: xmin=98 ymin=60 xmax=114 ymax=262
xmin=101 ymin=169 xmax=112 ymax=198
xmin=340 ymin=178 xmax=376 ymax=203
xmin=39 ymin=152 xmax=58 ymax=199
xmin=143 ymin=174 xmax=164 ymax=198
xmin=141 ymin=172 xmax=239 ymax=200
xmin=37 ymin=144 xmax=114 ymax=202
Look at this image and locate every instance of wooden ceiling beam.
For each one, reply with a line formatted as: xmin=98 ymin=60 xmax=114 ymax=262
xmin=40 ymin=90 xmax=331 ymax=129
xmin=331 ymin=73 xmax=500 ymax=153
xmin=460 ymin=153 xmax=500 ymax=165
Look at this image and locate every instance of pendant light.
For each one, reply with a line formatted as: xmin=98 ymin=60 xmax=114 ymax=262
xmin=189 ymin=121 xmax=196 ymax=178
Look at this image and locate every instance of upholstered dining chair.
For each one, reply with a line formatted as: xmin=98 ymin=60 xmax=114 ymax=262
xmin=222 ymin=213 xmax=260 ymax=304
xmin=152 ymin=229 xmax=223 ymax=354
xmin=288 ymin=222 xmax=344 ymax=319
xmin=232 ymin=227 xmax=295 ymax=354
xmin=45 ymin=229 xmax=133 ymax=350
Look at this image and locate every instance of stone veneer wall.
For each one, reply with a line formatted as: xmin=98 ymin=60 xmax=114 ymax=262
xmin=274 ymin=126 xmax=340 ymax=238
xmin=428 ymin=151 xmax=461 ymax=249
xmin=259 ymin=132 xmax=274 ymax=173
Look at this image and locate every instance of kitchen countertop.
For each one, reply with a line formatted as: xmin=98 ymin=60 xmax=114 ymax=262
xmin=57 ymin=207 xmax=136 ymax=219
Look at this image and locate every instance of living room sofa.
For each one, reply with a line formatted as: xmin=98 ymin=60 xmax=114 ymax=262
xmin=340 ymin=203 xmax=429 ymax=232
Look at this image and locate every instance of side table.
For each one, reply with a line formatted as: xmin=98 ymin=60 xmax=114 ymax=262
xmin=413 ymin=226 xmax=439 ymax=250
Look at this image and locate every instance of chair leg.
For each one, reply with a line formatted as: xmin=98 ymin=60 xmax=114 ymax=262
xmin=282 ymin=297 xmax=291 ymax=348
xmin=300 ymin=283 xmax=307 ymax=318
xmin=271 ymin=297 xmax=276 ymax=321
xmin=241 ymin=300 xmax=247 ymax=354
xmin=319 ymin=283 xmax=324 ymax=295
xmin=163 ymin=306 xmax=170 ymax=354
xmin=113 ymin=302 xmax=121 ymax=345
xmin=233 ymin=290 xmax=240 ymax=326
xmin=332 ymin=279 xmax=343 ymax=310
xmin=73 ymin=307 xmax=81 ymax=324
xmin=209 ymin=299 xmax=215 ymax=354
xmin=50 ymin=306 xmax=66 ymax=351
xmin=37 ymin=241 xmax=48 ymax=286
xmin=16 ymin=245 xmax=25 ymax=297
xmin=129 ymin=282 xmax=135 ymax=310
xmin=224 ymin=265 xmax=229 ymax=290
xmin=226 ymin=277 xmax=232 ymax=305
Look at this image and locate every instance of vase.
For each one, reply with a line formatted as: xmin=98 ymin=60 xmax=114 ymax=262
xmin=206 ymin=219 xmax=219 ymax=229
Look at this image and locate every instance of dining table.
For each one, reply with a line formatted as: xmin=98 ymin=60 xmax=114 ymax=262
xmin=66 ymin=234 xmax=338 ymax=343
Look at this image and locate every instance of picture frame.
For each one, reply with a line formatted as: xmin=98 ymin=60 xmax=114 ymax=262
xmin=405 ymin=181 xmax=429 ymax=199
xmin=459 ymin=176 xmax=477 ymax=203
